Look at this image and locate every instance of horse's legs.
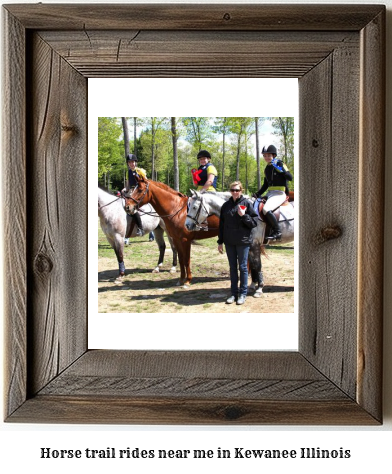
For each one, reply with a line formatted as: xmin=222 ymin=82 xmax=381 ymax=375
xmin=248 ymin=243 xmax=264 ymax=297
xmin=174 ymin=239 xmax=188 ymax=286
xmin=152 ymin=227 xmax=166 ymax=273
xmin=182 ymin=242 xmax=192 ymax=287
xmin=112 ymin=233 xmax=125 ymax=278
xmin=166 ymin=234 xmax=178 ymax=272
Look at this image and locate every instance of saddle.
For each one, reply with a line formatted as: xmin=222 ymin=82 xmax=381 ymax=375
xmin=256 ymin=191 xmax=294 ymax=244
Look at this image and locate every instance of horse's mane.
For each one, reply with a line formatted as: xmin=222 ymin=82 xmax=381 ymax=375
xmin=149 ymin=179 xmax=187 ymax=198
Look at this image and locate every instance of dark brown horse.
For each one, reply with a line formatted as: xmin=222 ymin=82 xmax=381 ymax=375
xmin=124 ymin=176 xmax=219 ymax=287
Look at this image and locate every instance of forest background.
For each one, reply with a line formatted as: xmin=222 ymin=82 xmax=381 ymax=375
xmin=98 ymin=117 xmax=294 ymax=195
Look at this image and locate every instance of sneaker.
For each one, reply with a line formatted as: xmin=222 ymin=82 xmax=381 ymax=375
xmin=136 ymin=228 xmax=144 ymax=237
xmin=226 ymin=295 xmax=236 ymax=304
xmin=236 ymin=295 xmax=246 ymax=305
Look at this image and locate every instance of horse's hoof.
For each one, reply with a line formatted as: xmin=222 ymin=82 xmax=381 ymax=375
xmin=152 ymin=267 xmax=160 ymax=273
xmin=182 ymin=283 xmax=191 ymax=289
xmin=169 ymin=267 xmax=177 ymax=274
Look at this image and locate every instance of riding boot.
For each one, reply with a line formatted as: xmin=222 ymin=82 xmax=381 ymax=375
xmin=133 ymin=212 xmax=144 ymax=236
xmin=265 ymin=211 xmax=282 ymax=240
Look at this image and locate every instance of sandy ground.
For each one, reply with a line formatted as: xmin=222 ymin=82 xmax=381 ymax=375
xmin=98 ymin=239 xmax=294 ymax=314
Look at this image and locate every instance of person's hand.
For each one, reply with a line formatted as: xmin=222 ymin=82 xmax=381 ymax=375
xmin=271 ymin=158 xmax=284 ymax=172
xmin=218 ymin=244 xmax=224 ymax=254
xmin=237 ymin=205 xmax=246 ymax=216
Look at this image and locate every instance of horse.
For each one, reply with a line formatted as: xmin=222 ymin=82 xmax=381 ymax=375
xmin=123 ymin=177 xmax=220 ymax=287
xmin=98 ymin=187 xmax=177 ymax=279
xmin=185 ymin=190 xmax=295 ymax=296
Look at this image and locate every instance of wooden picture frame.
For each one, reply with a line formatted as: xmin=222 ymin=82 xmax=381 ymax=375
xmin=3 ymin=4 xmax=385 ymax=424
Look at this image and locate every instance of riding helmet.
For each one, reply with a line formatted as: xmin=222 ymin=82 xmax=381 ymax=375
xmin=126 ymin=153 xmax=138 ymax=162
xmin=197 ymin=150 xmax=211 ymax=160
xmin=262 ymin=144 xmax=277 ymax=156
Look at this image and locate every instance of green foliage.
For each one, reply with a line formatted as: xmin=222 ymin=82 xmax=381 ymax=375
xmin=271 ymin=117 xmax=295 ymax=190
xmin=98 ymin=117 xmax=295 ymax=194
xmin=98 ymin=117 xmax=126 ymax=190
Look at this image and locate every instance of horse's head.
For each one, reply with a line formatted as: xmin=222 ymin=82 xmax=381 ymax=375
xmin=124 ymin=176 xmax=149 ymax=215
xmin=185 ymin=190 xmax=210 ymax=231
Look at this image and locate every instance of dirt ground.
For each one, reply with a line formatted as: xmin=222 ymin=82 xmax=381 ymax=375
xmin=98 ymin=237 xmax=294 ymax=314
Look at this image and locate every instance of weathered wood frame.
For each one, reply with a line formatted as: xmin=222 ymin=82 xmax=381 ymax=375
xmin=3 ymin=4 xmax=385 ymax=424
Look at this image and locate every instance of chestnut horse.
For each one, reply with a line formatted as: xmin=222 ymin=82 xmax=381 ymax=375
xmin=123 ymin=176 xmax=220 ymax=287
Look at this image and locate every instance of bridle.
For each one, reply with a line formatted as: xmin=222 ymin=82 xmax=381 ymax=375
xmin=186 ymin=194 xmax=210 ymax=231
xmin=126 ymin=181 xmax=188 ymax=219
xmin=125 ymin=182 xmax=150 ymax=211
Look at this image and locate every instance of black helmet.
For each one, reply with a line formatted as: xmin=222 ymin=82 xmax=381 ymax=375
xmin=126 ymin=153 xmax=138 ymax=162
xmin=262 ymin=144 xmax=277 ymax=156
xmin=197 ymin=150 xmax=211 ymax=160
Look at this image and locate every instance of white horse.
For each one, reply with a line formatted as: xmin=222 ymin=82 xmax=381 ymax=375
xmin=185 ymin=190 xmax=294 ymax=296
xmin=98 ymin=187 xmax=177 ymax=279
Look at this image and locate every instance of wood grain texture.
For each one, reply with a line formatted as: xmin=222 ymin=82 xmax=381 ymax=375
xmin=38 ymin=30 xmax=358 ymax=78
xmin=357 ymin=9 xmax=385 ymax=422
xmin=4 ymin=4 xmax=384 ymax=30
xmin=2 ymin=4 xmax=385 ymax=425
xmin=298 ymin=40 xmax=360 ymax=399
xmin=2 ymin=8 xmax=27 ymax=419
xmin=27 ymin=33 xmax=88 ymax=396
xmin=9 ymin=396 xmax=376 ymax=425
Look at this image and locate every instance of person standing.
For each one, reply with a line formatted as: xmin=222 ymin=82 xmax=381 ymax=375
xmin=191 ymin=150 xmax=218 ymax=193
xmin=254 ymin=144 xmax=293 ymax=241
xmin=123 ymin=153 xmax=147 ymax=236
xmin=217 ymin=181 xmax=258 ymax=305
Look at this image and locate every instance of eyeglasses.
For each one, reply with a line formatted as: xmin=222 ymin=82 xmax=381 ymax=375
xmin=230 ymin=189 xmax=241 ymax=192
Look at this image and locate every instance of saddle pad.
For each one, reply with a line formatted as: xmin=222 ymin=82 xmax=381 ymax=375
xmin=279 ymin=202 xmax=294 ymax=221
xmin=253 ymin=198 xmax=294 ymax=221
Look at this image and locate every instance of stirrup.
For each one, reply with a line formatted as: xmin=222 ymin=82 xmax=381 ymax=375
xmin=267 ymin=232 xmax=282 ymax=241
xmin=136 ymin=228 xmax=144 ymax=237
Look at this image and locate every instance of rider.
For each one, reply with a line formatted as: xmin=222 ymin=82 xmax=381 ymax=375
xmin=253 ymin=144 xmax=293 ymax=241
xmin=123 ymin=153 xmax=147 ymax=236
xmin=192 ymin=150 xmax=218 ymax=193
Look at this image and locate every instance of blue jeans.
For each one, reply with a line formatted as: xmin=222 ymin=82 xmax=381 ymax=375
xmin=225 ymin=244 xmax=250 ymax=297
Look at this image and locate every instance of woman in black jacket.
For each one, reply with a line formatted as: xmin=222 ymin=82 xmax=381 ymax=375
xmin=217 ymin=181 xmax=258 ymax=305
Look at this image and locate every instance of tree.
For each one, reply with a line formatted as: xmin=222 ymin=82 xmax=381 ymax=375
xmin=171 ymin=117 xmax=179 ymax=191
xmin=271 ymin=117 xmax=295 ymax=188
xmin=255 ymin=117 xmax=261 ymax=189
xmin=121 ymin=117 xmax=130 ymax=157
xmin=213 ymin=117 xmax=231 ymax=190
xmin=148 ymin=117 xmax=166 ymax=180
xmin=229 ymin=118 xmax=254 ymax=181
xmin=182 ymin=117 xmax=212 ymax=152
xmin=98 ymin=117 xmax=123 ymax=189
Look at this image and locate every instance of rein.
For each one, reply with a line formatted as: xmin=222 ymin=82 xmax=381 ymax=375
xmin=98 ymin=196 xmax=122 ymax=209
xmin=127 ymin=181 xmax=188 ymax=219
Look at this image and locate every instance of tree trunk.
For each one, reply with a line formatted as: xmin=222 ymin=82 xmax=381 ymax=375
xmin=255 ymin=117 xmax=261 ymax=189
xmin=222 ymin=132 xmax=225 ymax=191
xmin=121 ymin=117 xmax=130 ymax=158
xmin=133 ymin=117 xmax=137 ymax=155
xmin=151 ymin=118 xmax=155 ymax=180
xmin=236 ymin=127 xmax=243 ymax=181
xmin=171 ymin=117 xmax=179 ymax=191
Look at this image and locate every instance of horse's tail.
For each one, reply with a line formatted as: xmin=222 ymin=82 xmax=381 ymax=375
xmin=261 ymin=244 xmax=269 ymax=259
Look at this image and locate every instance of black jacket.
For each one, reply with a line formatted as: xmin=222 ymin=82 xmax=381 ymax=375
xmin=257 ymin=161 xmax=293 ymax=196
xmin=218 ymin=195 xmax=258 ymax=246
